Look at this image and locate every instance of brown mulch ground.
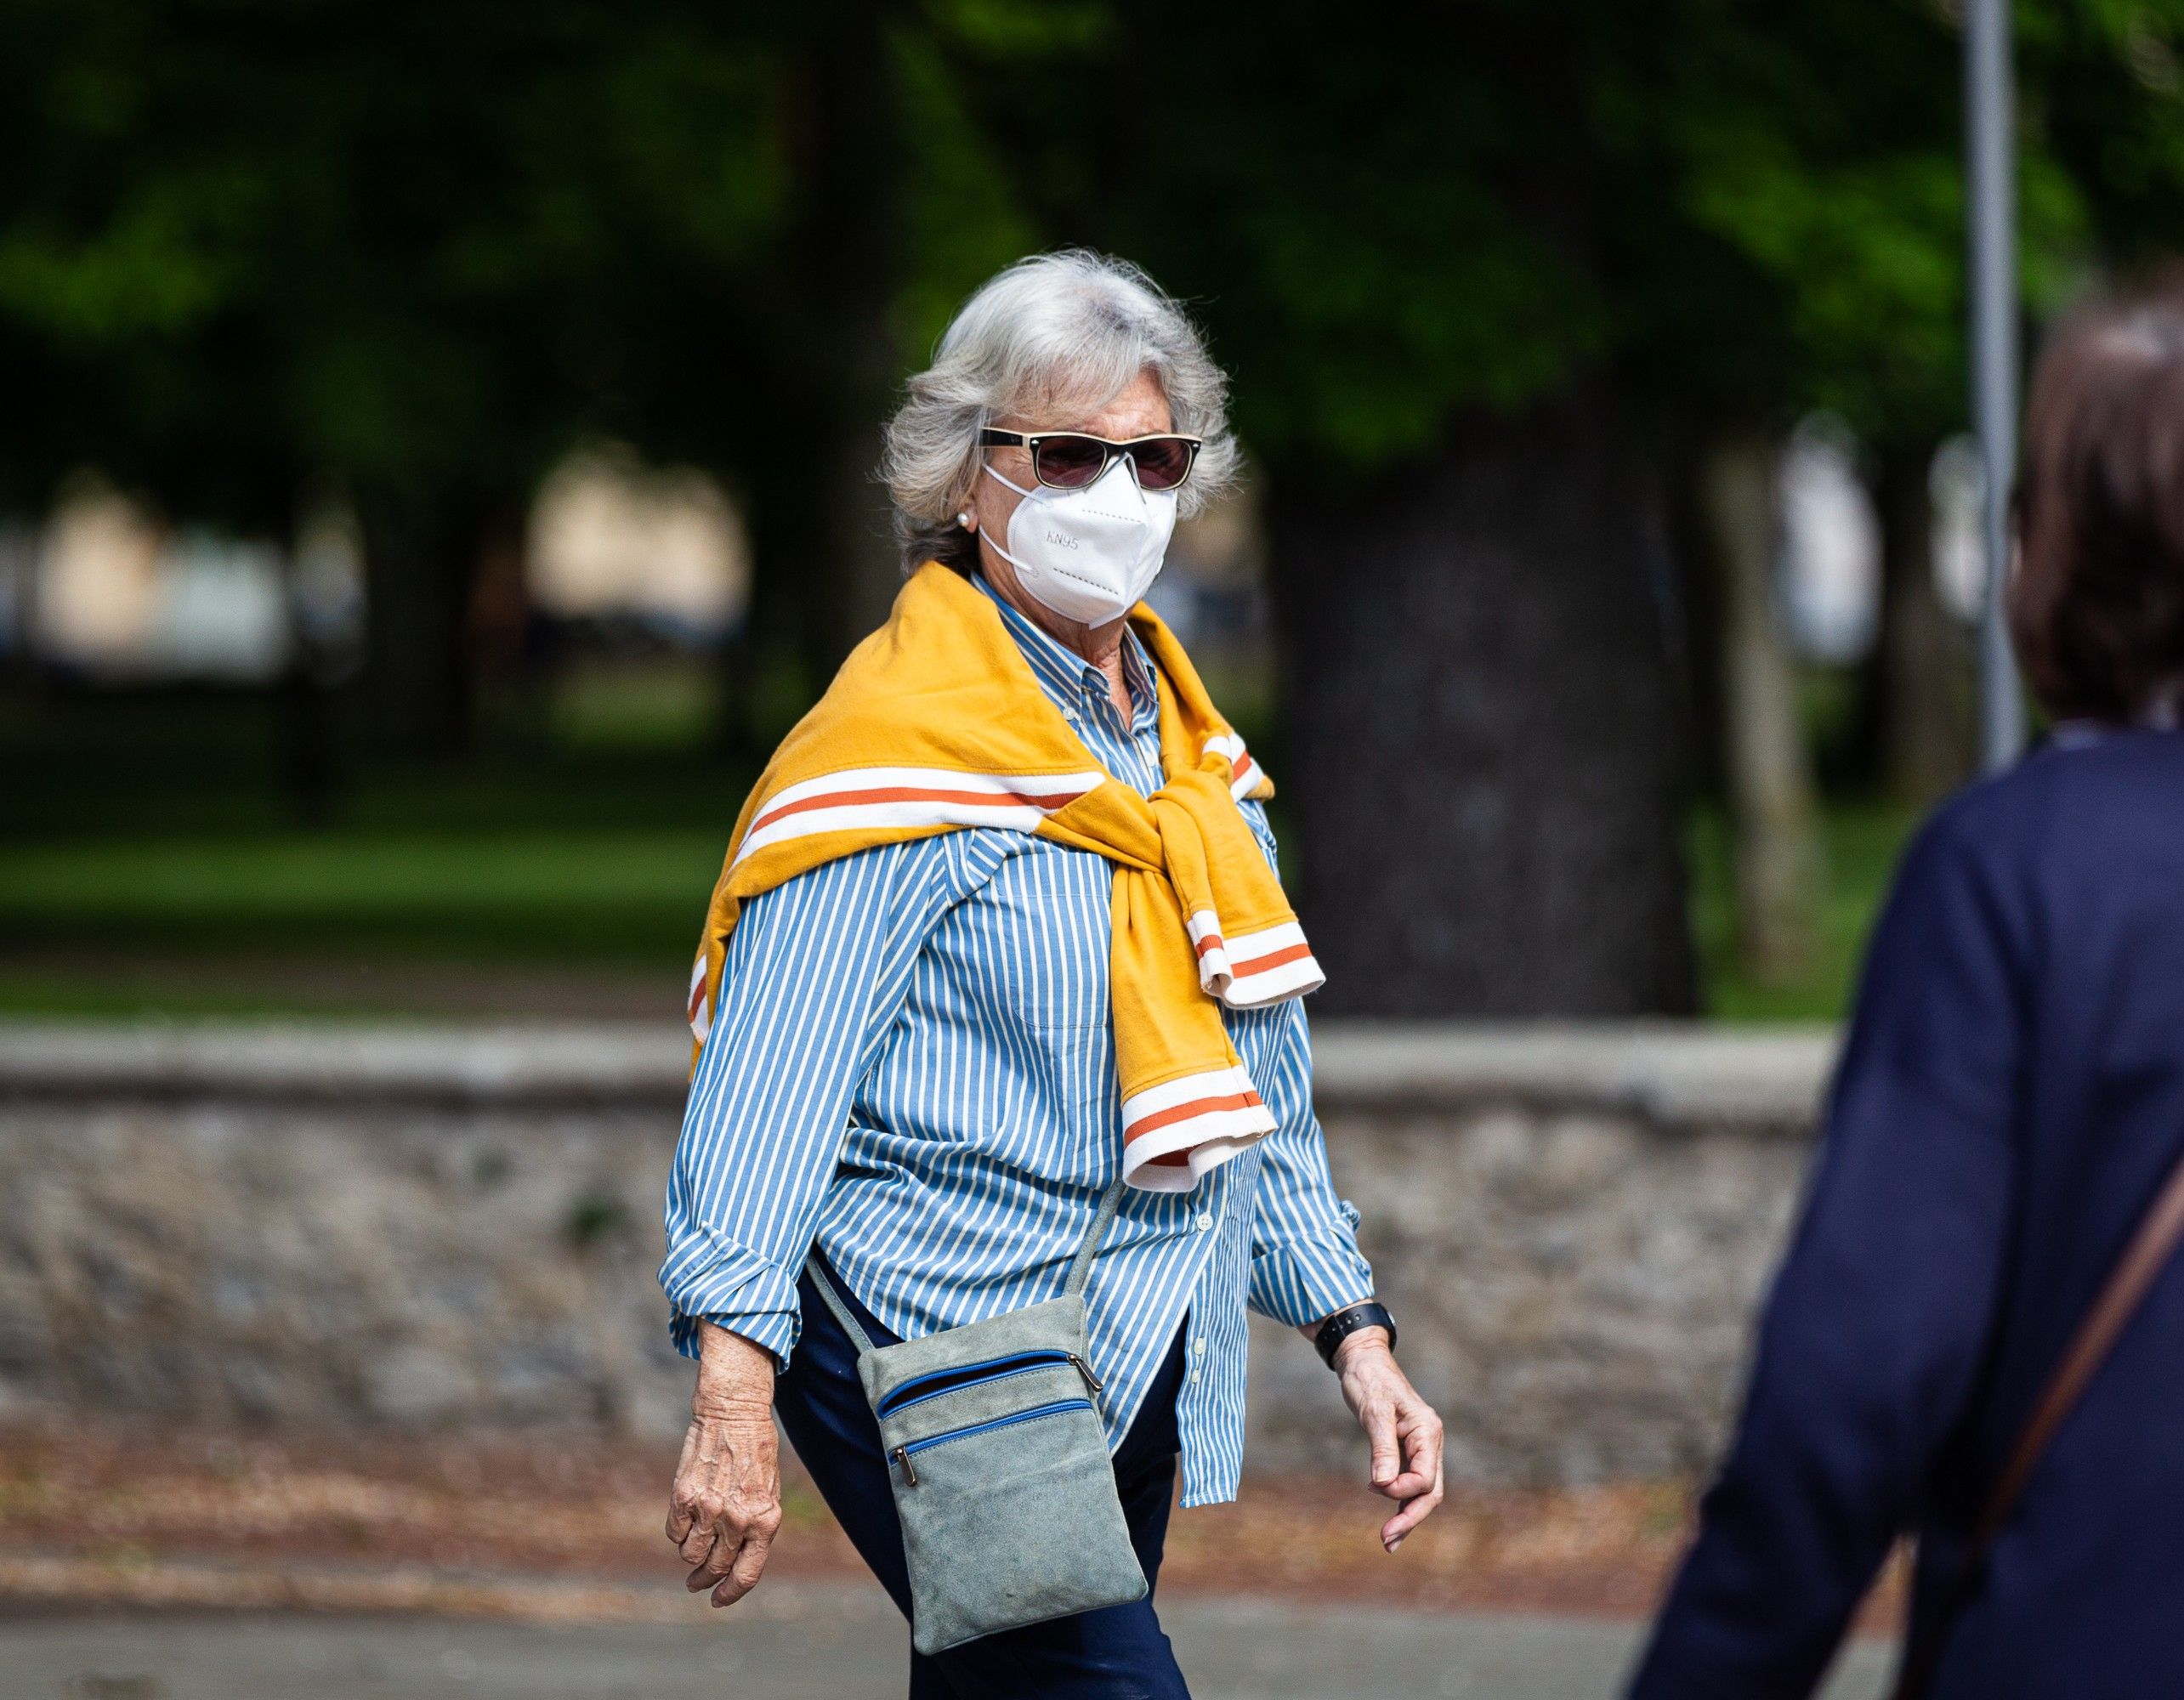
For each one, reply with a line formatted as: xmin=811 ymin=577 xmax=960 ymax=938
xmin=0 ymin=1420 xmax=1905 ymax=1632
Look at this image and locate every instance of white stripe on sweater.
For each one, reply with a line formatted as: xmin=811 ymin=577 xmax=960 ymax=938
xmin=732 ymin=765 xmax=1105 ymax=866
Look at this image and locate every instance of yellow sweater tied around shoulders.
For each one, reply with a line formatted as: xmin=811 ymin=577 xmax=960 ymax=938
xmin=687 ymin=561 xmax=1324 ymax=1193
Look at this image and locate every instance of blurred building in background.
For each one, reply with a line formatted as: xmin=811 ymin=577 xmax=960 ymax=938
xmin=1778 ymin=417 xmax=1882 ymax=666
xmin=528 ymin=448 xmax=747 ymax=646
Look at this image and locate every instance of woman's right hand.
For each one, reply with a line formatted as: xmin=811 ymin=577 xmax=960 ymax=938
xmin=666 ymin=1323 xmax=782 ymax=1607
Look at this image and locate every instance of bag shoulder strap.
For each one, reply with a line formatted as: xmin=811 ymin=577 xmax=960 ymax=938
xmin=803 ymin=1176 xmax=1131 ymax=1365
xmin=1065 ymin=1176 xmax=1131 ymax=1297
xmin=1894 ymin=1140 xmax=2184 ymax=1698
xmin=803 ymin=1255 xmax=877 ymax=1357
xmin=1972 ymin=1147 xmax=2184 ymax=1550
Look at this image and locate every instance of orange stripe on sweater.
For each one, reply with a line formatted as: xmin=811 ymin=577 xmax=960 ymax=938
xmin=1229 ymin=941 xmax=1314 ymax=978
xmin=1124 ymin=1089 xmax=1265 ymax=1142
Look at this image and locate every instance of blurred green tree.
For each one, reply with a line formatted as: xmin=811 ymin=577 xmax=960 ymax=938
xmin=0 ymin=0 xmax=791 ymax=753
xmin=9 ymin=0 xmax=2184 ymax=1012
xmin=926 ymin=0 xmax=1989 ymax=1012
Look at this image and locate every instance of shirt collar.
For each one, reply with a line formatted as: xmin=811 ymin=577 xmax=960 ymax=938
xmin=972 ymin=570 xmax=1158 ymax=727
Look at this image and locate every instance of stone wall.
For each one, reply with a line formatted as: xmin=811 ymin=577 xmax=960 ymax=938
xmin=0 ymin=1021 xmax=1835 ymax=1484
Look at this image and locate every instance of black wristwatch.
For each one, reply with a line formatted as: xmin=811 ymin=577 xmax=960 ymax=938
xmin=1313 ymin=1300 xmax=1397 ymax=1369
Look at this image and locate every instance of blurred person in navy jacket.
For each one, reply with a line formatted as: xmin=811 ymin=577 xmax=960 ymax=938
xmin=1629 ymin=286 xmax=2184 ymax=1699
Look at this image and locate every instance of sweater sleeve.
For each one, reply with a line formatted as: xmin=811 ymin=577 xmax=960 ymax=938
xmin=1628 ymin=804 xmax=2028 ymax=1699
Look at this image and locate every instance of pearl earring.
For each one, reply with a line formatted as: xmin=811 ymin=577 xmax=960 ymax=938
xmin=956 ymin=512 xmax=973 ymax=529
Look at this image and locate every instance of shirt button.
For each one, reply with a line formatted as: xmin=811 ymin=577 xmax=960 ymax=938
xmin=1194 ymin=1211 xmax=1215 ymax=1232
xmin=1194 ymin=1337 xmax=1208 ymax=1357
xmin=1188 ymin=1368 xmax=1200 ymax=1384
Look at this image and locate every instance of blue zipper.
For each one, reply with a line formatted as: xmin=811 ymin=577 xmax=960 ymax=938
xmin=889 ymin=1398 xmax=1092 ymax=1486
xmin=876 ymin=1350 xmax=1103 ymax=1419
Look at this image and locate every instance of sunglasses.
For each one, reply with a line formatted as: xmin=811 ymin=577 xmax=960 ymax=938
xmin=979 ymin=428 xmax=1202 ymax=493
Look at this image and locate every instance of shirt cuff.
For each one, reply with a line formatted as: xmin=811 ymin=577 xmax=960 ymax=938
xmin=1248 ymin=1238 xmax=1376 ymax=1329
xmin=659 ymin=1233 xmax=803 ymax=1366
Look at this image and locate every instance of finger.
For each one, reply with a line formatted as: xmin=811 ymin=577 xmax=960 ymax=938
xmin=1376 ymin=1453 xmax=1437 ymax=1501
xmin=1381 ymin=1482 xmax=1444 ymax=1550
xmin=667 ymin=1423 xmax=714 ymax=1543
xmin=712 ymin=1513 xmax=780 ymax=1607
xmin=686 ymin=1513 xmax=747 ymax=1584
xmin=1376 ymin=1466 xmax=1434 ymax=1500
xmin=1381 ymin=1436 xmax=1448 ymax=1550
xmin=1360 ymin=1402 xmax=1400 ymax=1489
xmin=688 ymin=1547 xmax=735 ymax=1593
xmin=676 ymin=1519 xmax=721 ymax=1572
xmin=1409 ymin=1417 xmax=1447 ymax=1494
xmin=698 ymin=1533 xmax=742 ymax=1582
xmin=1378 ymin=1408 xmax=1445 ymax=1501
xmin=666 ymin=1435 xmax=701 ymax=1542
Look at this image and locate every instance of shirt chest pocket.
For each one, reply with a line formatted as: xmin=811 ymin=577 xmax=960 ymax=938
xmin=928 ymin=842 xmax=1117 ymax=1101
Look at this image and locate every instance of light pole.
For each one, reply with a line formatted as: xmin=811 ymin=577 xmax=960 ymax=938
xmin=1967 ymin=0 xmax=2026 ymax=768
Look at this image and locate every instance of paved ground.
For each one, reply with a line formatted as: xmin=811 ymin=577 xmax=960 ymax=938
xmin=1 ymin=1584 xmax=1893 ymax=1700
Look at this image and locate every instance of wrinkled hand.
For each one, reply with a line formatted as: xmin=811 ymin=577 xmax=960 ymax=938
xmin=666 ymin=1323 xmax=781 ymax=1607
xmin=1325 ymin=1327 xmax=1445 ymax=1552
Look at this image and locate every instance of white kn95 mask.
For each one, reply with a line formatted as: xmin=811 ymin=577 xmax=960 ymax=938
xmin=979 ymin=456 xmax=1177 ymax=626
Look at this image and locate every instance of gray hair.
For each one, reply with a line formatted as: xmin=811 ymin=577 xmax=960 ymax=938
xmin=881 ymin=250 xmax=1240 ymax=574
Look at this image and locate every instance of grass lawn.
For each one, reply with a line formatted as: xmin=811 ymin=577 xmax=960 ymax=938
xmin=0 ymin=826 xmax=723 ymax=965
xmin=0 ymin=805 xmax=1919 ymax=1023
xmin=0 ymin=679 xmax=1920 ymax=1023
xmin=1687 ymin=802 xmax=1918 ymax=1022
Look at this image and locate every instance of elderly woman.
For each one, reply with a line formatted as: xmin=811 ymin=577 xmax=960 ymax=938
xmin=1631 ymin=286 xmax=2184 ymax=1698
xmin=656 ymin=251 xmax=1444 ymax=1697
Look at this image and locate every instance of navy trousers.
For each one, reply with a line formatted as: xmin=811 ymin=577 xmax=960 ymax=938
xmin=774 ymin=1259 xmax=1192 ymax=1699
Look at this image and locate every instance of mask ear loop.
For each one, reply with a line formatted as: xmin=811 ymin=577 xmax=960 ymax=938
xmin=982 ymin=461 xmax=1036 ymax=501
xmin=973 ymin=462 xmax=1034 ymax=572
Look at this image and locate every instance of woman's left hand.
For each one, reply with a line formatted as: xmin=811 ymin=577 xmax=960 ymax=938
xmin=1328 ymin=1329 xmax=1445 ymax=1551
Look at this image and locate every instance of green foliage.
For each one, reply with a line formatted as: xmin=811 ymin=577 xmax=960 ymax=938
xmin=0 ymin=0 xmax=788 ymax=515
xmin=888 ymin=0 xmax=1990 ymax=467
xmin=11 ymin=1 xmax=2184 ymax=515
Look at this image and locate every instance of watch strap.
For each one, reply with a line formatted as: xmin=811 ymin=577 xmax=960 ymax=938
xmin=1313 ymin=1300 xmax=1396 ymax=1369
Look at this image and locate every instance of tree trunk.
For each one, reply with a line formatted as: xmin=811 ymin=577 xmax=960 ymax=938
xmin=720 ymin=3 xmax=903 ymax=751
xmin=274 ymin=485 xmax=339 ymax=824
xmin=1266 ymin=396 xmax=1697 ymax=1017
xmin=1700 ymin=435 xmax=1825 ymax=986
xmin=357 ymin=496 xmax=487 ymax=757
xmin=1873 ymin=448 xmax=1974 ymax=804
xmin=0 ymin=523 xmax=41 ymax=706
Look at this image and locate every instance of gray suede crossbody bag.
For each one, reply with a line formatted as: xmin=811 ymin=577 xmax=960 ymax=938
xmin=804 ymin=1178 xmax=1146 ymax=1655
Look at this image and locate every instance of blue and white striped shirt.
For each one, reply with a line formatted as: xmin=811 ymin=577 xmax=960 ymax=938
xmin=660 ymin=572 xmax=1374 ymax=1507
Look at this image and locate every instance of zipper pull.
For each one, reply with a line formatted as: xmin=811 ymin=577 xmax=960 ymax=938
xmin=1067 ymin=1353 xmax=1104 ymax=1397
xmin=891 ymin=1445 xmax=918 ymax=1487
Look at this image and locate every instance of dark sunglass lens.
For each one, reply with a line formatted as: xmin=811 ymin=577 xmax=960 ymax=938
xmin=1034 ymin=436 xmax=1109 ymax=488
xmin=1132 ymin=439 xmax=1194 ymax=490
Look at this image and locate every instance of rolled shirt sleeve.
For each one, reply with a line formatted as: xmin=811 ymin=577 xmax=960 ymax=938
xmin=1227 ymin=796 xmax=1376 ymax=1327
xmin=1244 ymin=1000 xmax=1377 ymax=1327
xmin=658 ymin=841 xmax=926 ymax=1365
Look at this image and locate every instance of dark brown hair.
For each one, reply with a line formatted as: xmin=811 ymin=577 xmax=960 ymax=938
xmin=2011 ymin=285 xmax=2184 ymax=723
